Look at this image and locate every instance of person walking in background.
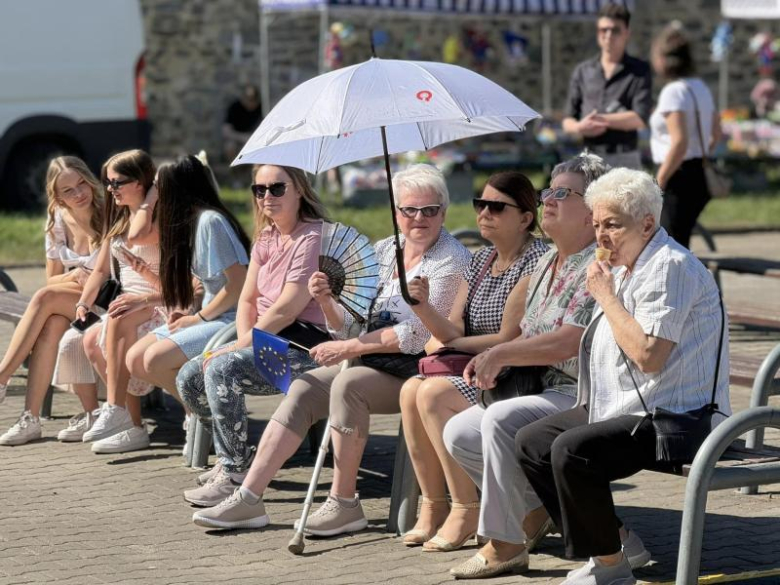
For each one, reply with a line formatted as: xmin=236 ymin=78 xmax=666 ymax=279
xmin=222 ymin=84 xmax=263 ymax=164
xmin=562 ymin=2 xmax=651 ymax=170
xmin=0 ymin=156 xmax=103 ymax=445
xmin=651 ymin=23 xmax=722 ymax=249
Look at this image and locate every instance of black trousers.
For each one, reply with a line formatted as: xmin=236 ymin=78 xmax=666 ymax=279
xmin=660 ymin=158 xmax=711 ymax=249
xmin=515 ymin=406 xmax=657 ymax=559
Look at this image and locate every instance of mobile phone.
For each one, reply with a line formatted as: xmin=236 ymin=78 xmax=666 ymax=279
xmin=70 ymin=311 xmax=101 ymax=332
xmin=116 ymin=243 xmax=139 ymax=262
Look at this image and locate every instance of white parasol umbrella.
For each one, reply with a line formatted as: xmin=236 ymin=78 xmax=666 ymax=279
xmin=233 ymin=56 xmax=540 ymax=303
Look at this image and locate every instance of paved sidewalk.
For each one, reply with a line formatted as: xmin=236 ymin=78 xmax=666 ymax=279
xmin=1 ymin=232 xmax=779 ymax=585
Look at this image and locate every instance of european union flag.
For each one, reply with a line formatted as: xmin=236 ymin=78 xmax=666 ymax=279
xmin=252 ymin=328 xmax=291 ymax=394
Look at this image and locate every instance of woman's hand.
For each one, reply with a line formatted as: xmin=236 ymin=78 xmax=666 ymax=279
xmin=309 ymin=340 xmax=358 ymax=367
xmin=308 ymin=271 xmax=333 ymax=304
xmin=76 ymin=304 xmax=90 ymax=322
xmin=121 ymin=248 xmax=151 ymax=276
xmin=168 ymin=311 xmax=201 ymax=333
xmin=586 ymin=260 xmax=616 ymax=306
xmin=202 ymin=343 xmax=237 ymax=371
xmin=407 ymin=276 xmax=430 ymax=307
xmin=107 ymin=293 xmax=148 ymax=319
xmin=464 ymin=348 xmax=503 ymax=390
xmin=424 ymin=336 xmax=444 ymax=355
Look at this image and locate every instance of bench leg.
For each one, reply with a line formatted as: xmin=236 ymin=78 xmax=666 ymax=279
xmin=387 ymin=422 xmax=420 ymax=535
xmin=191 ymin=418 xmax=212 ymax=468
xmin=41 ymin=386 xmax=54 ymax=419
xmin=676 ymin=469 xmax=711 ymax=585
xmin=741 ymin=344 xmax=780 ymax=495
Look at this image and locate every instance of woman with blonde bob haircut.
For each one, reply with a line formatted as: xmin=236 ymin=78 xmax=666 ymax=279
xmin=517 ymin=167 xmax=729 ymax=585
xmin=0 ymin=156 xmax=104 ymax=445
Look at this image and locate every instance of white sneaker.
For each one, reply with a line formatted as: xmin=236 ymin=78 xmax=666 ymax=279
xmin=57 ymin=409 xmax=101 ymax=442
xmin=0 ymin=382 xmax=7 ymax=404
xmin=91 ymin=425 xmax=150 ymax=454
xmin=82 ymin=403 xmax=134 ymax=442
xmin=0 ymin=411 xmax=42 ymax=446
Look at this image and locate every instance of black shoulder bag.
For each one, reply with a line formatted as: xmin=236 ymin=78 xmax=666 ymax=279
xmin=479 ymin=253 xmax=557 ymax=408
xmin=94 ymin=255 xmax=122 ymax=310
xmin=622 ymin=291 xmax=727 ymax=465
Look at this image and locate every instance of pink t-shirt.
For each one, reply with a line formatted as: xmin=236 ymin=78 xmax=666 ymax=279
xmin=250 ymin=220 xmax=325 ymax=326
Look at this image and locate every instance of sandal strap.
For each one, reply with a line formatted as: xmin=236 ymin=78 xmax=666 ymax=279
xmin=451 ymin=501 xmax=480 ymax=510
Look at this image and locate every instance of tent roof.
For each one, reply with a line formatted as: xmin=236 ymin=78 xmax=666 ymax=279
xmin=260 ymin=0 xmax=634 ymax=16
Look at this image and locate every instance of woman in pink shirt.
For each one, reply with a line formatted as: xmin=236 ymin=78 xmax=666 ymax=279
xmin=178 ymin=164 xmax=330 ymax=507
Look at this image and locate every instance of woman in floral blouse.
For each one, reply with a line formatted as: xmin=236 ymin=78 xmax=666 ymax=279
xmin=442 ymin=154 xmax=622 ymax=579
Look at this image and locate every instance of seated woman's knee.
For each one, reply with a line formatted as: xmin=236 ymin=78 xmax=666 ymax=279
xmin=30 ymin=285 xmax=59 ymax=310
xmin=36 ymin=315 xmax=69 ymax=346
xmin=442 ymin=411 xmax=472 ymax=458
xmin=328 ymin=368 xmax=368 ymax=408
xmin=125 ymin=343 xmax=147 ymax=378
xmin=550 ymin=430 xmax=587 ymax=474
xmin=82 ymin=327 xmax=102 ymax=363
xmin=416 ymin=377 xmax=455 ymax=415
xmin=399 ymin=377 xmax=423 ymax=412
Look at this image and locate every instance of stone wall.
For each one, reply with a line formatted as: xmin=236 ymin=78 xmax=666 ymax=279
xmin=140 ymin=0 xmax=780 ymax=161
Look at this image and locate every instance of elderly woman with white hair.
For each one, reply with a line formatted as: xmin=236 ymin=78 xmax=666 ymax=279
xmin=192 ymin=163 xmax=471 ymax=534
xmin=516 ymin=167 xmax=730 ymax=585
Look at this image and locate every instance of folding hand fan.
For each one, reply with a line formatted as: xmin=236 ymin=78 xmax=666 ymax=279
xmin=319 ymin=222 xmax=380 ymax=323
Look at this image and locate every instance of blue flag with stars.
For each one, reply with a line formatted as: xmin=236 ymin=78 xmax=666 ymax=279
xmin=252 ymin=328 xmax=291 ymax=394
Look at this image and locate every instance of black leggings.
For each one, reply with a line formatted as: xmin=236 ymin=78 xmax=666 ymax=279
xmin=660 ymin=158 xmax=711 ymax=249
xmin=515 ymin=406 xmax=657 ymax=559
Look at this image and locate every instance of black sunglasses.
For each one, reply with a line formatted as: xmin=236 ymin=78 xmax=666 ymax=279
xmin=251 ymin=182 xmax=288 ymax=199
xmin=472 ymin=198 xmax=522 ymax=214
xmin=104 ymin=178 xmax=135 ymax=190
xmin=397 ymin=205 xmax=441 ymax=219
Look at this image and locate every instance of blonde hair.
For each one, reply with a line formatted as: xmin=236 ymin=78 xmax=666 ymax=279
xmin=250 ymin=164 xmax=329 ymax=239
xmin=101 ymin=149 xmax=155 ymax=240
xmin=45 ymin=156 xmax=104 ymax=249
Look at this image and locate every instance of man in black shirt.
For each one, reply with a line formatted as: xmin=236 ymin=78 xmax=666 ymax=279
xmin=222 ymin=84 xmax=263 ymax=163
xmin=562 ymin=3 xmax=651 ymax=169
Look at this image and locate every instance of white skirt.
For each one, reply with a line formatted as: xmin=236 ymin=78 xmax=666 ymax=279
xmin=52 ymin=327 xmax=97 ymax=385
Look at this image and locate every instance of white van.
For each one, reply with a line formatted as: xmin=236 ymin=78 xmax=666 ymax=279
xmin=0 ymin=0 xmax=149 ymax=209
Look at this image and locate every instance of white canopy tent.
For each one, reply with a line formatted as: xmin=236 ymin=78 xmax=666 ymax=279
xmin=258 ymin=0 xmax=635 ymax=119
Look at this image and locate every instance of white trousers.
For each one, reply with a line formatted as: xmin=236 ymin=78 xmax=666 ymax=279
xmin=443 ymin=390 xmax=576 ymax=544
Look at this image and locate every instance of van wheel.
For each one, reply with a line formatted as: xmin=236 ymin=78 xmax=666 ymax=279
xmin=0 ymin=141 xmax=72 ymax=211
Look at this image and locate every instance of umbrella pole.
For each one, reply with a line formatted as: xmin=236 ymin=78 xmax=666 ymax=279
xmin=380 ymin=125 xmax=418 ymax=306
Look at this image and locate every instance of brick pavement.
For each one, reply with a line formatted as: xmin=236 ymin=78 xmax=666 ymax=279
xmin=1 ymin=232 xmax=779 ymax=585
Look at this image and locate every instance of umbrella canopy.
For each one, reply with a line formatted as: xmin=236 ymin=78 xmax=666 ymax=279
xmin=234 ymin=57 xmax=540 ymax=173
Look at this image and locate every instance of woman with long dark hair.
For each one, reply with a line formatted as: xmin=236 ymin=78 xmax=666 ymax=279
xmin=126 ymin=155 xmax=250 ymax=404
xmin=0 ymin=156 xmax=103 ymax=445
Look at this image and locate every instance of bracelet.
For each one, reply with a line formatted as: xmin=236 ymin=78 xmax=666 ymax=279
xmin=197 ymin=311 xmax=209 ymax=322
xmin=76 ymin=301 xmax=90 ymax=312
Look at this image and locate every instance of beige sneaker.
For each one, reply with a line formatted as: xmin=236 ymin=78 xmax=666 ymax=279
xmin=196 ymin=460 xmax=223 ymax=486
xmin=298 ymin=495 xmax=368 ymax=537
xmin=58 ymin=409 xmax=100 ymax=442
xmin=192 ymin=489 xmax=270 ymax=530
xmin=184 ymin=468 xmax=245 ymax=507
xmin=0 ymin=411 xmax=42 ymax=446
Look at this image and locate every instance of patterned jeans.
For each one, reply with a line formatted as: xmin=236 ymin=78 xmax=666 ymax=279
xmin=177 ymin=344 xmax=318 ymax=473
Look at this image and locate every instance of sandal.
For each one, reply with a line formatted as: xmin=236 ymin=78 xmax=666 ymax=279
xmin=422 ymin=501 xmax=480 ymax=552
xmin=402 ymin=496 xmax=449 ymax=546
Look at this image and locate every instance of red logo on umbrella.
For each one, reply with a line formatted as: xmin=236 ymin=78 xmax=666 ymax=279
xmin=416 ymin=90 xmax=433 ymax=102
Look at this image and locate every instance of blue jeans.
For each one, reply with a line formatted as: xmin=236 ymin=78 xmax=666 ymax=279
xmin=177 ymin=344 xmax=318 ymax=472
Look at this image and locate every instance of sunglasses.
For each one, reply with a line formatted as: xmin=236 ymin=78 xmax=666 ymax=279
xmin=397 ymin=205 xmax=441 ymax=219
xmin=539 ymin=187 xmax=584 ymax=203
xmin=472 ymin=198 xmax=522 ymax=214
xmin=104 ymin=178 xmax=135 ymax=190
xmin=251 ymin=182 xmax=288 ymax=199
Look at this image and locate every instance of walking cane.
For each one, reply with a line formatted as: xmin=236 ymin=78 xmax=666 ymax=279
xmin=288 ymin=358 xmax=350 ymax=555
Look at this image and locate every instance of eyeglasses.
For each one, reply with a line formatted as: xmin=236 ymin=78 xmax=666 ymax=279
xmin=539 ymin=187 xmax=584 ymax=203
xmin=251 ymin=182 xmax=288 ymax=199
xmin=472 ymin=198 xmax=522 ymax=214
xmin=397 ymin=205 xmax=441 ymax=219
xmin=104 ymin=178 xmax=135 ymax=190
xmin=598 ymin=25 xmax=625 ymax=36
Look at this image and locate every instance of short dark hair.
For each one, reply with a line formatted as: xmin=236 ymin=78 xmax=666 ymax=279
xmin=653 ymin=25 xmax=695 ymax=79
xmin=598 ymin=2 xmax=631 ymax=27
xmin=486 ymin=171 xmax=538 ymax=233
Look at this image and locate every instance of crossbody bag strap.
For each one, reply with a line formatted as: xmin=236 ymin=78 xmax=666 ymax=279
xmin=464 ymin=249 xmax=498 ymax=334
xmin=683 ymin=83 xmax=710 ymax=167
xmin=619 ymin=288 xmax=726 ymax=433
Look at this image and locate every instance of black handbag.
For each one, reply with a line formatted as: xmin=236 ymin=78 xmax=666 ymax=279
xmin=359 ymin=284 xmax=425 ymax=378
xmin=94 ymin=257 xmax=122 ymax=310
xmin=279 ymin=320 xmax=331 ymax=349
xmin=624 ymin=292 xmax=727 ymax=465
xmin=478 ymin=253 xmax=557 ymax=408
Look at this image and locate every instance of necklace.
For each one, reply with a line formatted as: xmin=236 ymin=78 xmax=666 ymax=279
xmin=494 ymin=235 xmax=535 ymax=274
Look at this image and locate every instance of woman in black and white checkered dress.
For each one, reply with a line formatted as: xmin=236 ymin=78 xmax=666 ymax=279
xmin=399 ymin=172 xmax=547 ymax=551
